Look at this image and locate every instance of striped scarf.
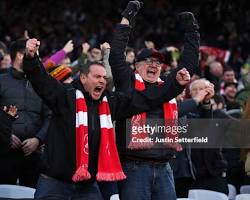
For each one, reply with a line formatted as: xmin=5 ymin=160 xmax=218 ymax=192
xmin=72 ymin=89 xmax=126 ymax=182
xmin=129 ymin=73 xmax=181 ymax=151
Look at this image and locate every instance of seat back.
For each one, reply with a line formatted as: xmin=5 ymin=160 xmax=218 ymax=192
xmin=110 ymin=194 xmax=119 ymax=200
xmin=0 ymin=184 xmax=35 ymax=198
xmin=236 ymin=194 xmax=250 ymax=200
xmin=228 ymin=184 xmax=237 ymax=200
xmin=188 ymin=189 xmax=228 ymax=200
xmin=240 ymin=185 xmax=250 ymax=194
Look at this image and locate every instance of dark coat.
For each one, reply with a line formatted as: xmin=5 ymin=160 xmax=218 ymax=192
xmin=0 ymin=110 xmax=15 ymax=154
xmin=0 ymin=68 xmax=49 ymax=142
xmin=109 ymin=24 xmax=200 ymax=161
xmin=23 ymin=54 xmax=184 ymax=183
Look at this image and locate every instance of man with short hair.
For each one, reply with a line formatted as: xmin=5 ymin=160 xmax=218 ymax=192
xmin=0 ymin=41 xmax=11 ymax=74
xmin=0 ymin=39 xmax=49 ymax=187
xmin=23 ymin=38 xmax=190 ymax=200
xmin=188 ymin=79 xmax=229 ymax=195
xmin=220 ymin=67 xmax=237 ymax=94
xmin=109 ymin=1 xmax=200 ymax=199
xmin=223 ymin=82 xmax=242 ymax=115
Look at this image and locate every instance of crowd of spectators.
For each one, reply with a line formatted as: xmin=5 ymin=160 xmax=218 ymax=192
xmin=0 ymin=0 xmax=249 ymax=61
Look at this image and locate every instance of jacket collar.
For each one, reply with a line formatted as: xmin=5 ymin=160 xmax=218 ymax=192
xmin=10 ymin=67 xmax=25 ymax=79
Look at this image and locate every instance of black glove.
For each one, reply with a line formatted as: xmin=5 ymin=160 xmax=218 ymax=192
xmin=121 ymin=1 xmax=143 ymax=25
xmin=177 ymin=12 xmax=199 ymax=32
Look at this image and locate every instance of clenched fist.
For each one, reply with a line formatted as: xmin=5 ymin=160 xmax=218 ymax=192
xmin=177 ymin=12 xmax=199 ymax=32
xmin=176 ymin=68 xmax=191 ymax=85
xmin=25 ymin=38 xmax=40 ymax=58
xmin=122 ymin=1 xmax=143 ymax=25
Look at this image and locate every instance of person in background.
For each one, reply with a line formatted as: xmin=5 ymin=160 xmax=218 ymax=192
xmin=222 ymin=82 xmax=242 ymax=116
xmin=125 ymin=47 xmax=135 ymax=70
xmin=188 ymin=79 xmax=229 ymax=195
xmin=0 ymin=41 xmax=11 ymax=74
xmin=43 ymin=40 xmax=74 ymax=68
xmin=240 ymin=97 xmax=250 ymax=185
xmin=0 ymin=39 xmax=50 ymax=187
xmin=204 ymin=61 xmax=224 ymax=93
xmin=220 ymin=67 xmax=237 ymax=95
xmin=171 ymin=82 xmax=215 ymax=198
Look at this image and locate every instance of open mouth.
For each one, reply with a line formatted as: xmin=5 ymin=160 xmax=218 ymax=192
xmin=147 ymin=69 xmax=156 ymax=77
xmin=94 ymin=86 xmax=103 ymax=93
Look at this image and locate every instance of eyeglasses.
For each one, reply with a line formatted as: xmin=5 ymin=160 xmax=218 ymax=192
xmin=144 ymin=58 xmax=162 ymax=66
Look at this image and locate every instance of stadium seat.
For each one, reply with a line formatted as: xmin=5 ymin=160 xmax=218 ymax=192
xmin=0 ymin=184 xmax=35 ymax=198
xmin=110 ymin=194 xmax=119 ymax=200
xmin=235 ymin=194 xmax=250 ymax=200
xmin=228 ymin=184 xmax=237 ymax=200
xmin=240 ymin=185 xmax=250 ymax=194
xmin=188 ymin=189 xmax=228 ymax=200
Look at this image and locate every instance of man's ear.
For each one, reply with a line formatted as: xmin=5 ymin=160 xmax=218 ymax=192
xmin=17 ymin=52 xmax=24 ymax=61
xmin=80 ymin=73 xmax=87 ymax=84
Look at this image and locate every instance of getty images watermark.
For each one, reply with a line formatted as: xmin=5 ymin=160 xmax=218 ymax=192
xmin=126 ymin=119 xmax=250 ymax=148
xmin=130 ymin=124 xmax=208 ymax=145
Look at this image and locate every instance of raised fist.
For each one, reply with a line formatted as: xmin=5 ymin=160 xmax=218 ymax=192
xmin=63 ymin=40 xmax=74 ymax=54
xmin=82 ymin=42 xmax=90 ymax=54
xmin=176 ymin=68 xmax=191 ymax=85
xmin=177 ymin=12 xmax=199 ymax=32
xmin=122 ymin=1 xmax=143 ymax=25
xmin=26 ymin=38 xmax=40 ymax=58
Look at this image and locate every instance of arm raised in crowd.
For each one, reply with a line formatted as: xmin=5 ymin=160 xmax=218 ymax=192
xmin=109 ymin=18 xmax=134 ymax=92
xmin=176 ymin=12 xmax=200 ymax=76
xmin=43 ymin=40 xmax=74 ymax=67
xmin=109 ymin=1 xmax=143 ymax=92
xmin=23 ymin=39 xmax=66 ymax=114
xmin=100 ymin=42 xmax=113 ymax=90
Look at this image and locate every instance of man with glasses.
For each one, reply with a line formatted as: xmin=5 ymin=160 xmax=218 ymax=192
xmin=109 ymin=1 xmax=200 ymax=199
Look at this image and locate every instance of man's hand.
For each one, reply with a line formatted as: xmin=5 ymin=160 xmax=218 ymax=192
xmin=176 ymin=68 xmax=191 ymax=85
xmin=63 ymin=40 xmax=74 ymax=54
xmin=166 ymin=46 xmax=179 ymax=52
xmin=82 ymin=42 xmax=90 ymax=54
xmin=193 ymin=90 xmax=208 ymax=104
xmin=204 ymin=83 xmax=215 ymax=102
xmin=26 ymin=38 xmax=40 ymax=58
xmin=177 ymin=12 xmax=199 ymax=32
xmin=11 ymin=134 xmax=22 ymax=149
xmin=22 ymin=137 xmax=40 ymax=156
xmin=144 ymin=41 xmax=155 ymax=49
xmin=121 ymin=1 xmax=143 ymax=24
xmin=4 ymin=105 xmax=18 ymax=118
xmin=100 ymin=42 xmax=111 ymax=51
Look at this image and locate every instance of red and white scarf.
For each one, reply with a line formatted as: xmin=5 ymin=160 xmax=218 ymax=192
xmin=129 ymin=73 xmax=181 ymax=151
xmin=72 ymin=89 xmax=126 ymax=182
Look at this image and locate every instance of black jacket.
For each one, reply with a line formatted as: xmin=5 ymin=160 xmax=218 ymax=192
xmin=0 ymin=110 xmax=15 ymax=154
xmin=0 ymin=67 xmax=49 ymax=142
xmin=188 ymin=107 xmax=228 ymax=178
xmin=23 ymin=54 xmax=184 ymax=183
xmin=109 ymin=24 xmax=200 ymax=161
xmin=170 ymin=99 xmax=199 ymax=179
